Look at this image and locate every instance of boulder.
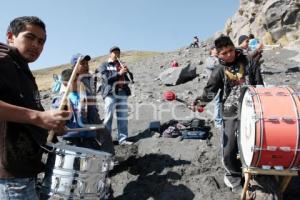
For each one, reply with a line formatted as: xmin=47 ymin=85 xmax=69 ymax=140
xmin=285 ymin=66 xmax=300 ymax=73
xmin=158 ymin=64 xmax=197 ymax=86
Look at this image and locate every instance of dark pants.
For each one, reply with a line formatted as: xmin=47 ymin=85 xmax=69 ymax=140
xmin=221 ymin=118 xmax=242 ymax=185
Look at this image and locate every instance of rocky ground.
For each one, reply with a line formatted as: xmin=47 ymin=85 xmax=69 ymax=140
xmin=40 ymin=41 xmax=300 ymax=200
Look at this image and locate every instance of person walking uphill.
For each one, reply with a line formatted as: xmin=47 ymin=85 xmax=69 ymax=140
xmin=0 ymin=16 xmax=69 ymax=200
xmin=98 ymin=46 xmax=133 ymax=145
xmin=193 ymin=35 xmax=263 ymax=193
xmin=204 ymin=44 xmax=222 ymax=128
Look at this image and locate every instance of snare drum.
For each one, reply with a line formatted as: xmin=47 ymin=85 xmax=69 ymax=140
xmin=42 ymin=143 xmax=113 ymax=199
xmin=239 ymin=86 xmax=300 ymax=170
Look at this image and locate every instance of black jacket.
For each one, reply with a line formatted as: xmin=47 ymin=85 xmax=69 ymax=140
xmin=98 ymin=61 xmax=131 ymax=98
xmin=198 ymin=50 xmax=264 ymax=115
xmin=0 ymin=42 xmax=47 ymax=178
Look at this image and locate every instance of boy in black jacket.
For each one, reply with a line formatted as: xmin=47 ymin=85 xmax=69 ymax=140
xmin=193 ymin=35 xmax=263 ymax=193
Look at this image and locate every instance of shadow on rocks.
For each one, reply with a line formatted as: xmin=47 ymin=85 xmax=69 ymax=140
xmin=283 ymin=176 xmax=300 ymax=200
xmin=110 ymin=154 xmax=193 ymax=200
xmin=114 ymin=172 xmax=195 ymax=200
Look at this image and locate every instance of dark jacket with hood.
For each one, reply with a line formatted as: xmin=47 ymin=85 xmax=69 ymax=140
xmin=0 ymin=42 xmax=47 ymax=178
xmin=198 ymin=49 xmax=264 ymax=117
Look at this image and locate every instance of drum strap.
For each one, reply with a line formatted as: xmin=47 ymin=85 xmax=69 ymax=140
xmin=225 ymin=64 xmax=245 ymax=81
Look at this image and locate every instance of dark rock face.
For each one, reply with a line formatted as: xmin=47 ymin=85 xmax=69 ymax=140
xmin=224 ymin=0 xmax=300 ymax=45
xmin=158 ymin=64 xmax=197 ymax=86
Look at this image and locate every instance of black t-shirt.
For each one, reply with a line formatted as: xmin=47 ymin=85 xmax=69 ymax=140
xmin=0 ymin=44 xmax=47 ymax=177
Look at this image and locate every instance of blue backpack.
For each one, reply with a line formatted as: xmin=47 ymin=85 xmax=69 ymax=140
xmin=249 ymin=38 xmax=259 ymax=51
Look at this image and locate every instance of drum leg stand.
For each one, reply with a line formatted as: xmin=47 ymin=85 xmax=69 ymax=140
xmin=240 ymin=168 xmax=298 ymax=200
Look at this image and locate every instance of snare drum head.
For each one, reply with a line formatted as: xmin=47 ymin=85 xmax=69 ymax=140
xmin=240 ymin=89 xmax=256 ymax=166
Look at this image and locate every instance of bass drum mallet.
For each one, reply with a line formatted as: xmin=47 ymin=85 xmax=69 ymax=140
xmin=163 ymin=91 xmax=204 ymax=112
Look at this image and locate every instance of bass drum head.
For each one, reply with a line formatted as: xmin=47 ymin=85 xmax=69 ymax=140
xmin=239 ymin=89 xmax=256 ymax=167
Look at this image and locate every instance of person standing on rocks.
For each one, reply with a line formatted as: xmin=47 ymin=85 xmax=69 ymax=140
xmin=190 ymin=36 xmax=199 ymax=48
xmin=193 ymin=35 xmax=264 ymax=193
xmin=205 ymin=44 xmax=222 ymax=128
xmin=98 ymin=46 xmax=133 ymax=145
xmin=0 ymin=16 xmax=69 ymax=200
xmin=238 ymin=34 xmax=263 ymax=64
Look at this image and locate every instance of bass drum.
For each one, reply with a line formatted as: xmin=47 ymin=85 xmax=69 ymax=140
xmin=239 ymin=86 xmax=300 ymax=169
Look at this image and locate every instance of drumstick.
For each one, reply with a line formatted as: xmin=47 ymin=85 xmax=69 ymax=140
xmin=47 ymin=56 xmax=82 ymax=142
xmin=163 ymin=91 xmax=204 ymax=112
xmin=264 ymin=44 xmax=281 ymax=48
xmin=262 ymin=44 xmax=281 ymax=51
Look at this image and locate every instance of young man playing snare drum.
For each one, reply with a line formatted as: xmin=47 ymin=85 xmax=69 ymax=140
xmin=193 ymin=35 xmax=264 ymax=193
xmin=40 ymin=57 xmax=115 ymax=200
xmin=0 ymin=16 xmax=69 ymax=200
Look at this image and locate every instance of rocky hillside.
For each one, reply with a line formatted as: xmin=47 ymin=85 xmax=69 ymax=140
xmin=34 ymin=51 xmax=160 ymax=91
xmin=224 ymin=0 xmax=300 ymax=45
xmin=35 ymin=1 xmax=300 ymax=199
xmin=38 ymin=43 xmax=300 ymax=200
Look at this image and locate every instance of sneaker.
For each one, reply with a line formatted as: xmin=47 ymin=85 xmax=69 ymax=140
xmin=224 ymin=174 xmax=242 ymax=194
xmin=119 ymin=140 xmax=133 ymax=145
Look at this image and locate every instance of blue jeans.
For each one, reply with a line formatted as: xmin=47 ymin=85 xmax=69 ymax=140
xmin=104 ymin=90 xmax=128 ymax=142
xmin=0 ymin=178 xmax=38 ymax=200
xmin=214 ymin=93 xmax=222 ymax=126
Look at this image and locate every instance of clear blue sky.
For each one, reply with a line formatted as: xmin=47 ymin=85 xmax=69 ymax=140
xmin=0 ymin=0 xmax=238 ymax=69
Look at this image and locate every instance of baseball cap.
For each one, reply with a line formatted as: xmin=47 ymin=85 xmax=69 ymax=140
xmin=109 ymin=46 xmax=121 ymax=53
xmin=238 ymin=35 xmax=249 ymax=45
xmin=70 ymin=53 xmax=91 ymax=67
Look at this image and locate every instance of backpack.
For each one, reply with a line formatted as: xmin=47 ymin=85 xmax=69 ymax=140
xmin=248 ymin=38 xmax=259 ymax=51
xmin=51 ymin=74 xmax=62 ymax=94
xmin=181 ymin=130 xmax=209 ymax=140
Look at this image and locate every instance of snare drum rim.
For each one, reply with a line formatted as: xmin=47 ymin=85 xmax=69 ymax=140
xmin=46 ymin=143 xmax=112 ymax=158
xmin=286 ymin=87 xmax=300 ymax=168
